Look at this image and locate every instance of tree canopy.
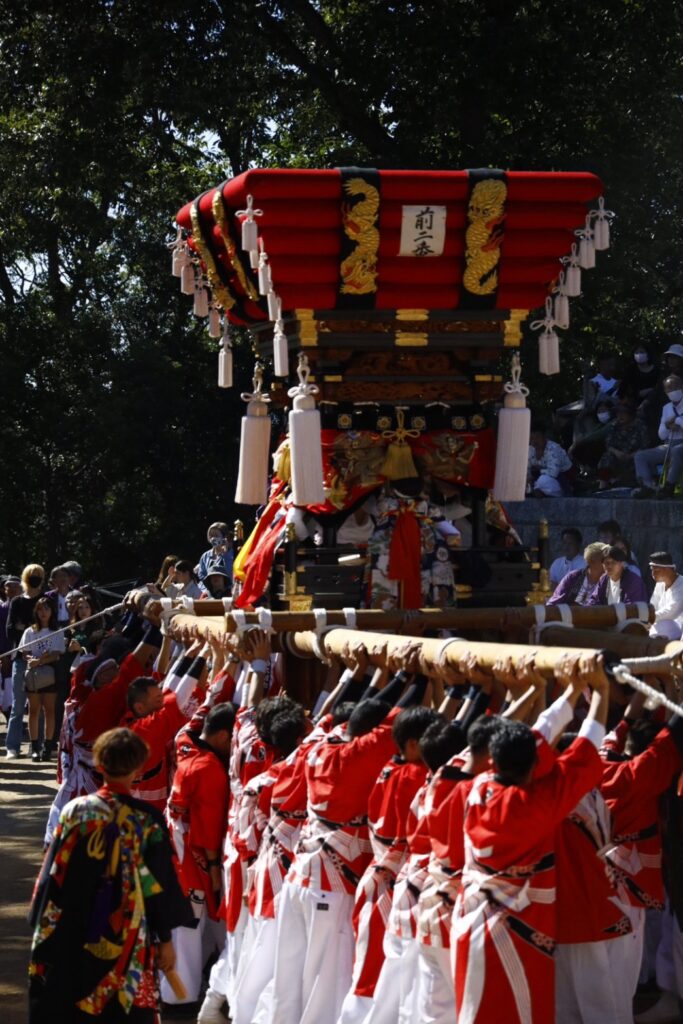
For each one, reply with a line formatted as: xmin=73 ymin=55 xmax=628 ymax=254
xmin=1 ymin=0 xmax=682 ymax=579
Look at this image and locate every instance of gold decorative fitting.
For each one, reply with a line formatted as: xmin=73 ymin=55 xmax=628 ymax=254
xmin=340 ymin=177 xmax=380 ymax=295
xmin=395 ymin=331 xmax=428 ymax=346
xmin=396 ymin=308 xmax=429 ymax=321
xmin=324 ymin=375 xmax=343 ymax=382
xmin=504 ymin=308 xmax=529 ymax=346
xmin=212 ymin=191 xmax=259 ymax=301
xmin=190 ymin=202 xmax=236 ymax=310
xmin=296 ymin=308 xmax=318 ymax=347
xmin=463 ymin=179 xmax=507 ymax=295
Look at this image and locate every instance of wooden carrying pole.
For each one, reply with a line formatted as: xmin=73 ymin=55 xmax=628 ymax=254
xmin=168 ymin=615 xmax=611 ymax=683
xmin=535 ymin=625 xmax=668 ymax=659
xmin=171 ymin=603 xmax=653 ymax=631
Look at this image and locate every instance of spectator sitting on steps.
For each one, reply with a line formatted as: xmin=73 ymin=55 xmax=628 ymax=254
xmin=527 ymin=420 xmax=573 ymax=497
xmin=633 ymin=375 xmax=683 ymax=498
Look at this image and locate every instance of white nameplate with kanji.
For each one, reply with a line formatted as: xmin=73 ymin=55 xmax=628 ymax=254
xmin=398 ymin=204 xmax=447 ymax=257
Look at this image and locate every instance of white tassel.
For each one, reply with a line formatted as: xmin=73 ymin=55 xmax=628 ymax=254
xmin=538 ymin=329 xmax=560 ymax=375
xmin=273 ymin=309 xmax=289 ymax=377
xmin=194 ymin=285 xmax=209 ymax=318
xmin=576 ymin=216 xmax=596 ymax=269
xmin=531 ymin=297 xmax=561 ymax=376
xmin=591 ymin=197 xmax=614 ymax=251
xmin=561 ymin=243 xmax=582 ymax=296
xmin=492 ymin=353 xmax=531 ymax=502
xmin=181 ymin=262 xmax=195 ymax=295
xmin=267 ymin=290 xmax=280 ymax=321
xmin=288 ymin=353 xmax=325 ymax=506
xmin=172 ymin=245 xmax=188 ymax=277
xmin=258 ymin=246 xmax=272 ymax=296
xmin=235 ymin=364 xmax=272 ymax=505
xmin=553 ymin=271 xmax=570 ymax=328
xmin=249 ymin=249 xmax=260 ymax=269
xmin=208 ymin=306 xmax=221 ymax=338
xmin=218 ymin=327 xmax=233 ymax=389
xmin=236 ymin=193 xmax=263 ymax=252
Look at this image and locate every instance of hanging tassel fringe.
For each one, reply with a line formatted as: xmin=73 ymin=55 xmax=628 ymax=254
xmin=380 ymin=408 xmax=421 ymax=479
xmin=287 ymin=353 xmax=325 ymax=506
xmin=273 ymin=307 xmax=289 ymax=377
xmin=181 ymin=262 xmax=195 ymax=296
xmin=576 ymin=215 xmax=596 ymax=269
xmin=235 ymin=363 xmax=272 ymax=505
xmin=193 ymin=285 xmax=209 ymax=318
xmin=236 ymin=193 xmax=263 ymax=259
xmin=258 ymin=243 xmax=272 ymax=296
xmin=208 ymin=306 xmax=221 ymax=338
xmin=492 ymin=353 xmax=531 ymax=502
xmin=560 ymin=243 xmax=582 ymax=296
xmin=591 ymin=197 xmax=614 ymax=251
xmin=267 ymin=290 xmax=280 ymax=321
xmin=531 ymin=297 xmax=562 ymax=376
xmin=218 ymin=328 xmax=233 ymax=389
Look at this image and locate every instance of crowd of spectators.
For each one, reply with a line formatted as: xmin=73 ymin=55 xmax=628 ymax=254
xmin=527 ymin=342 xmax=683 ymax=497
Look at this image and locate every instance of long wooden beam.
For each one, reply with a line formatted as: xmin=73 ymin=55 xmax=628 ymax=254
xmin=536 ymin=625 xmax=668 ymax=659
xmin=168 ymin=602 xmax=653 ymax=631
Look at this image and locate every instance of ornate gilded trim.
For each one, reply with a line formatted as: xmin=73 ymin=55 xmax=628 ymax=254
xmin=462 ymin=178 xmax=507 ymax=296
xmin=395 ymin=331 xmax=428 ymax=346
xmin=212 ymin=190 xmax=259 ymax=302
xmin=296 ymin=308 xmax=318 ymax=347
xmin=503 ymin=308 xmax=529 ymax=346
xmin=396 ymin=308 xmax=429 ymax=321
xmin=190 ymin=200 xmax=235 ymax=310
xmin=340 ymin=176 xmax=380 ymax=295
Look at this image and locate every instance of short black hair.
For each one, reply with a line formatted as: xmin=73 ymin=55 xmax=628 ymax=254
xmin=255 ymin=697 xmax=287 ymax=745
xmin=270 ymin=703 xmax=307 ymax=757
xmin=203 ymin=702 xmax=237 ymax=737
xmin=605 ymin=545 xmax=626 ymax=562
xmin=489 ymin=720 xmax=537 ymax=786
xmin=127 ymin=676 xmax=159 ymax=713
xmin=649 ymin=551 xmax=674 ymax=566
xmin=530 ymin=418 xmax=547 ymax=435
xmin=561 ymin=528 xmax=583 ymax=546
xmin=419 ymin=720 xmax=465 ymax=772
xmin=625 ymin=719 xmax=662 ymax=757
xmin=467 ymin=715 xmax=502 ymax=756
xmin=348 ymin=698 xmax=390 ymax=738
xmin=331 ymin=702 xmax=356 ymax=727
xmin=392 ymin=706 xmax=442 ymax=753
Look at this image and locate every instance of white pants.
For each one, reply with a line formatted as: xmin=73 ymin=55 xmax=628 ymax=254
xmin=337 ymin=992 xmax=373 ymax=1024
xmin=271 ymin=882 xmax=354 ymax=1024
xmin=555 ymin=940 xmax=622 ymax=1024
xmin=160 ymin=894 xmax=225 ymax=1005
xmin=535 ymin=472 xmax=563 ymax=496
xmin=232 ymin=915 xmax=277 ymax=1024
xmin=365 ymin=933 xmax=419 ymax=1024
xmin=605 ymin=902 xmax=645 ymax=1023
xmin=656 ymin=903 xmax=683 ymax=998
xmin=415 ymin=944 xmax=455 ymax=1024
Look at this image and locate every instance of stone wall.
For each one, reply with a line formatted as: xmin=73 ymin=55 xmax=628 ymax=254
xmin=504 ymin=498 xmax=683 ymax=583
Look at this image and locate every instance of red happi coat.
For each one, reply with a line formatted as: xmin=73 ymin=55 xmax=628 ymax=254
xmin=454 ymin=737 xmax=603 ymax=1024
xmin=288 ymin=709 xmax=400 ymax=895
xmin=167 ymin=729 xmax=230 ymax=919
xmin=351 ymin=756 xmax=428 ymax=997
xmin=249 ymin=716 xmax=333 ymax=919
xmin=120 ymin=692 xmax=189 ymax=810
xmin=600 ymin=726 xmax=683 ymax=910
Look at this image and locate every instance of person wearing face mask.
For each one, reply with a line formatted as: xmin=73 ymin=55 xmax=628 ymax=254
xmin=620 ymin=344 xmax=660 ymax=404
xmin=567 ymin=399 xmax=614 ymax=470
xmin=5 ymin=563 xmax=45 ymax=758
xmin=596 ymin=400 xmax=649 ymax=489
xmin=633 ymin=375 xmax=683 ymax=498
xmin=197 ymin=521 xmax=234 ymax=594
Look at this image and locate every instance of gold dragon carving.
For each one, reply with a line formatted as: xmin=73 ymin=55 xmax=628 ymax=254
xmin=462 ymin=179 xmax=507 ymax=296
xmin=340 ymin=177 xmax=380 ymax=295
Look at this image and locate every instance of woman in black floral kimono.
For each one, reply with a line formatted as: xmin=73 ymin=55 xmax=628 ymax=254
xmin=29 ymin=727 xmax=194 ymax=1023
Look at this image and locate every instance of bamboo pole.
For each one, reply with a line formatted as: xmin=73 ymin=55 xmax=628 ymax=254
xmin=166 ymin=602 xmax=653 ymax=631
xmin=535 ymin=625 xmax=668 ymax=659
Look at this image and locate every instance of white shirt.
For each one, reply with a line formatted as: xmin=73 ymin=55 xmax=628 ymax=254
xmin=652 ymin=575 xmax=683 ymax=626
xmin=549 ymin=554 xmax=587 ymax=587
xmin=607 ymin=578 xmax=622 ymax=605
xmin=19 ymin=626 xmax=66 ymax=657
xmin=658 ymin=399 xmax=683 ymax=442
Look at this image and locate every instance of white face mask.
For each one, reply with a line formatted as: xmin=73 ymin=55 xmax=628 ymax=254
xmin=634 ymin=352 xmax=648 ymax=364
xmin=597 ymin=411 xmax=611 ymax=423
xmin=667 ymin=390 xmax=683 ymax=404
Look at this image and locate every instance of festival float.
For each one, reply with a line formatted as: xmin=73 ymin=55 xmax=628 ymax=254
xmin=171 ymin=167 xmax=615 ymax=616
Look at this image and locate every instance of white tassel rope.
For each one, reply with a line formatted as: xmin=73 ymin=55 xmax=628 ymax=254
xmin=531 ymin=297 xmax=561 ymax=376
xmin=273 ymin=300 xmax=289 ymax=378
xmin=492 ymin=352 xmax=531 ymax=503
xmin=591 ymin=197 xmax=615 ymax=251
xmin=576 ymin=214 xmax=596 ymax=269
xmin=235 ymin=363 xmax=272 ymax=505
xmin=287 ymin=352 xmax=325 ymax=506
xmin=560 ymin=242 xmax=582 ymax=297
xmin=218 ymin=325 xmax=233 ymax=389
xmin=236 ymin=193 xmax=263 ymax=265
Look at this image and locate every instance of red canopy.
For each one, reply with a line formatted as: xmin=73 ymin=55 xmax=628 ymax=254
xmin=176 ymin=168 xmax=603 ymax=326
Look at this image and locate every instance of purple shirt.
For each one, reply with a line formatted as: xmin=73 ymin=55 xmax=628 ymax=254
xmin=587 ymin=567 xmax=648 ymax=606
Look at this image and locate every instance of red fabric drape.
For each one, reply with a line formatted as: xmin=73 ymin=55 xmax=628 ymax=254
xmin=387 ymin=509 xmax=423 ymax=609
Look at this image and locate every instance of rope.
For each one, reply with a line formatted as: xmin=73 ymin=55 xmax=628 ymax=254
xmin=611 ymin=663 xmax=683 ymax=718
xmin=6 ymin=601 xmax=124 ymax=659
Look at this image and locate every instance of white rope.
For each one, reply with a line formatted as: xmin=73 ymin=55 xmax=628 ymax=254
xmin=257 ymin=607 xmax=274 ymax=633
xmin=232 ymin=609 xmax=248 ymax=634
xmin=179 ymin=595 xmax=195 ymax=613
xmin=614 ymin=603 xmax=627 ymax=624
xmin=436 ymin=636 xmax=466 ymax=667
xmin=7 ymin=601 xmax=124 ymax=659
xmin=312 ymin=608 xmax=332 ymax=663
xmin=557 ymin=605 xmax=572 ymax=626
xmin=635 ymin=602 xmax=650 ymax=623
xmin=222 ymin=597 xmax=234 ymax=613
xmin=612 ymin=663 xmax=683 ymax=718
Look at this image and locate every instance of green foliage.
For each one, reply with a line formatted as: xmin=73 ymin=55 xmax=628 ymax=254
xmin=0 ymin=0 xmax=682 ymax=577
